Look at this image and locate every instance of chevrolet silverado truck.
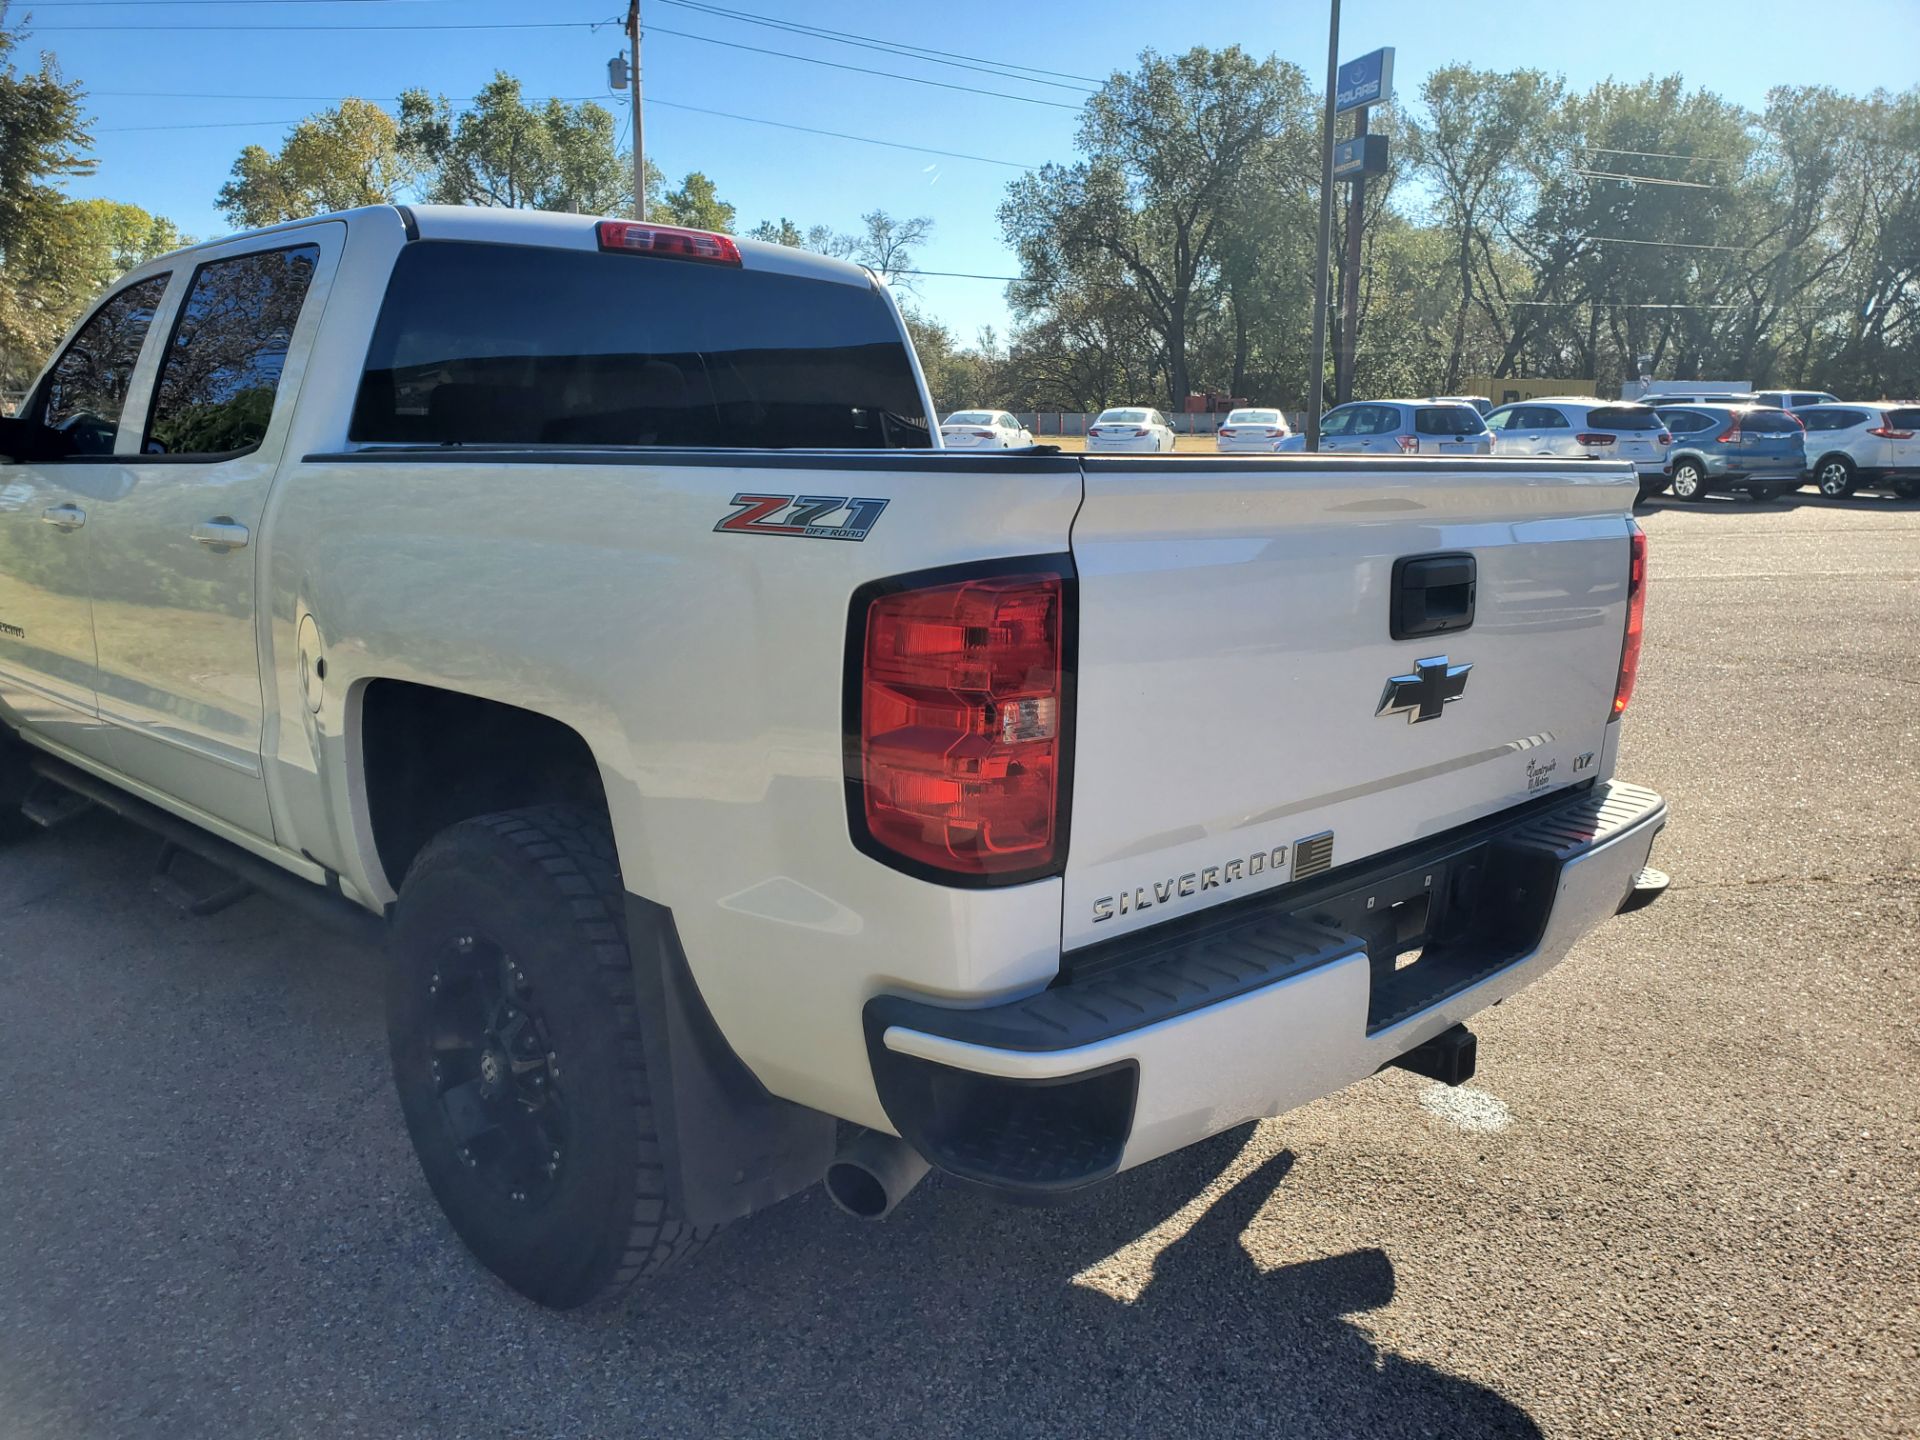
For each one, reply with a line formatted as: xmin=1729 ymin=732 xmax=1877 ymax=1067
xmin=0 ymin=206 xmax=1667 ymax=1309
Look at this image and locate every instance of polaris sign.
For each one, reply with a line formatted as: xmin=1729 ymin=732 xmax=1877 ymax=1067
xmin=1335 ymin=47 xmax=1394 ymax=114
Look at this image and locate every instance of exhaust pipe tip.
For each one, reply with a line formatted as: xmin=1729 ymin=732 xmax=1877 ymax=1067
xmin=824 ymin=1128 xmax=930 ymax=1221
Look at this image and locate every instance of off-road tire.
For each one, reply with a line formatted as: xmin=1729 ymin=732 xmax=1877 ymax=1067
xmin=1670 ymin=461 xmax=1708 ymax=502
xmin=387 ymin=804 xmax=715 ymax=1308
xmin=1814 ymin=455 xmax=1857 ymax=498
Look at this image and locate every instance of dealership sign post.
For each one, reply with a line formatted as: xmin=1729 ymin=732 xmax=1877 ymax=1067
xmin=1335 ymin=46 xmax=1393 ymax=406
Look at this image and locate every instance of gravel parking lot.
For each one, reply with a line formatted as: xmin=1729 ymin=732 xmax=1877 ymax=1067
xmin=0 ymin=491 xmax=1915 ymax=1440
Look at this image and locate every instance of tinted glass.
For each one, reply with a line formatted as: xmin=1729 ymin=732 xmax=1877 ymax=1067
xmin=1585 ymin=406 xmax=1662 ymax=431
xmin=1660 ymin=410 xmax=1713 ymax=433
xmin=1319 ymin=407 xmax=1355 ymax=436
xmin=33 ymin=276 xmax=170 ymax=455
xmin=1794 ymin=393 xmax=1832 ymax=407
xmin=1099 ymin=410 xmax=1149 ymax=424
xmin=945 ymin=412 xmax=993 ymax=425
xmin=1358 ymin=405 xmax=1400 ymax=434
xmin=1414 ymin=406 xmax=1487 ymax=435
xmin=1740 ymin=409 xmax=1802 ymax=435
xmin=1800 ymin=408 xmax=1866 ymax=432
xmin=1884 ymin=408 xmax=1920 ymax=430
xmin=146 ymin=245 xmax=318 ymax=457
xmin=1533 ymin=407 xmax=1570 ymax=428
xmin=353 ymin=241 xmax=930 ymax=449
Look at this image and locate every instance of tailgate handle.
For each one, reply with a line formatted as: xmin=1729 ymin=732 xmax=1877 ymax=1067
xmin=1391 ymin=553 xmax=1476 ymax=640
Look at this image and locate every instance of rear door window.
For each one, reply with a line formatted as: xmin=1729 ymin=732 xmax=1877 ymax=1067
xmin=144 ymin=245 xmax=319 ymax=457
xmin=1883 ymin=408 xmax=1920 ymax=431
xmin=1740 ymin=409 xmax=1802 ymax=435
xmin=30 ymin=275 xmax=172 ymax=455
xmin=1414 ymin=406 xmax=1486 ymax=435
xmin=1661 ymin=410 xmax=1712 ymax=435
xmin=1800 ymin=408 xmax=1866 ymax=432
xmin=351 ymin=241 xmax=930 ymax=449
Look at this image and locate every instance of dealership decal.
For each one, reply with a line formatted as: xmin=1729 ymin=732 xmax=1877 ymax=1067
xmin=715 ymin=493 xmax=890 ymax=542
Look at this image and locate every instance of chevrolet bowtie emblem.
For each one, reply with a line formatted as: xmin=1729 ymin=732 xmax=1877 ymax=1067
xmin=1377 ymin=655 xmax=1472 ymax=723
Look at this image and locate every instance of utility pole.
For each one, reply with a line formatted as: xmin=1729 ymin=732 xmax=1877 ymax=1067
xmin=627 ymin=0 xmax=644 ymax=220
xmin=1305 ymin=0 xmax=1340 ymax=450
xmin=1336 ymin=105 xmax=1367 ymax=405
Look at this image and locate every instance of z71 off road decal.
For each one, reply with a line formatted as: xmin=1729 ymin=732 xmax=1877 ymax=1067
xmin=715 ymin=493 xmax=890 ymax=542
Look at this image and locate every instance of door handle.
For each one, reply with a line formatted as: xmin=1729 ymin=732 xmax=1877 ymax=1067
xmin=41 ymin=504 xmax=85 ymax=531
xmin=192 ymin=517 xmax=250 ymax=550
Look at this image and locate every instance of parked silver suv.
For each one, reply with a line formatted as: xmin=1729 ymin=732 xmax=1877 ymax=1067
xmin=1275 ymin=400 xmax=1492 ymax=455
xmin=1484 ymin=397 xmax=1671 ymax=500
xmin=1795 ymin=403 xmax=1920 ymax=498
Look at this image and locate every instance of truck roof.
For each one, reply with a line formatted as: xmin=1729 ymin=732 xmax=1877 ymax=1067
xmin=119 ymin=203 xmax=878 ymax=292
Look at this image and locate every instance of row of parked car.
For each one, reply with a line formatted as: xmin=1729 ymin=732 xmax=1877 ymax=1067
xmin=940 ymin=394 xmax=1920 ymax=505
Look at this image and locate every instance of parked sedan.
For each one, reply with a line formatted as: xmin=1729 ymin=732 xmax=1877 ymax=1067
xmin=1484 ymin=397 xmax=1671 ymax=501
xmin=1655 ymin=405 xmax=1806 ymax=501
xmin=939 ymin=410 xmax=1034 ymax=450
xmin=1214 ymin=407 xmax=1291 ymax=452
xmin=1796 ymin=403 xmax=1920 ymax=497
xmin=1273 ymin=400 xmax=1492 ymax=455
xmin=1086 ymin=407 xmax=1175 ymax=453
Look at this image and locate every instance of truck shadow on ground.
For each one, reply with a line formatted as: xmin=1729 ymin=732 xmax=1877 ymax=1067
xmin=0 ymin=817 xmax=1543 ymax=1439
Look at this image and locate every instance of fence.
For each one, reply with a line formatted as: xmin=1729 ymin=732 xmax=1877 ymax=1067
xmin=1018 ymin=411 xmax=1306 ymax=436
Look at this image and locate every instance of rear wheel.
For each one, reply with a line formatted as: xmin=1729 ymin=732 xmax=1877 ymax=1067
xmin=387 ymin=804 xmax=714 ymax=1308
xmin=1670 ymin=460 xmax=1708 ymax=501
xmin=1815 ymin=455 xmax=1857 ymax=497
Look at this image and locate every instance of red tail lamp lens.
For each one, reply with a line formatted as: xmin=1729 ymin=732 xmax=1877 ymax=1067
xmin=595 ymin=219 xmax=742 ymax=265
xmin=1613 ymin=523 xmax=1648 ymax=719
xmin=858 ymin=572 xmax=1067 ymax=878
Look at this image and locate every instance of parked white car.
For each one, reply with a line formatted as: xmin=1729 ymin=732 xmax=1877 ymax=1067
xmin=1275 ymin=400 xmax=1492 ymax=456
xmin=1751 ymin=389 xmax=1839 ymax=411
xmin=1795 ymin=402 xmax=1920 ymax=497
xmin=1086 ymin=407 xmax=1175 ymax=453
xmin=1214 ymin=408 xmax=1291 ymax=452
xmin=1484 ymin=398 xmax=1671 ymax=499
xmin=939 ymin=409 xmax=1033 ymax=450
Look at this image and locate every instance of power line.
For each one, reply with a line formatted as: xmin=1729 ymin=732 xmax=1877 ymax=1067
xmin=898 ymin=268 xmax=1021 ymax=280
xmin=23 ymin=0 xmax=450 ymax=6
xmin=1573 ymin=169 xmax=1722 ymax=190
xmin=23 ymin=17 xmax=607 ymax=30
xmin=1590 ymin=235 xmax=1753 ymax=253
xmin=84 ymin=88 xmax=1043 ymax=167
xmin=1576 ymin=146 xmax=1740 ymax=166
xmin=1510 ymin=299 xmax=1744 ymax=310
xmin=638 ymin=23 xmax=1080 ymax=110
xmin=655 ymin=0 xmax=1099 ymax=93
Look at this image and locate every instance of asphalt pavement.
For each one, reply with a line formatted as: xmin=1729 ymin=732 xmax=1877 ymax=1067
xmin=0 ymin=490 xmax=1915 ymax=1439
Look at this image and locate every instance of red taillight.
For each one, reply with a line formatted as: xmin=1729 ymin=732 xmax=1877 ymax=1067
xmin=1576 ymin=432 xmax=1617 ymax=446
xmin=1716 ymin=415 xmax=1742 ymax=443
xmin=1397 ymin=435 xmax=1419 ymax=453
xmin=1218 ymin=428 xmax=1237 ymax=437
xmin=1656 ymin=432 xmax=1672 ymax=446
xmin=971 ymin=429 xmax=995 ymax=439
xmin=1868 ymin=425 xmax=1915 ymax=439
xmin=596 ymin=219 xmax=742 ymax=265
xmin=855 ymin=570 xmax=1068 ymax=879
xmin=1612 ymin=524 xmax=1647 ymax=720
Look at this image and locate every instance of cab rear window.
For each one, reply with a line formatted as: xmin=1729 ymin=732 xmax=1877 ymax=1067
xmin=1414 ymin=406 xmax=1486 ymax=435
xmin=350 ymin=241 xmax=930 ymax=449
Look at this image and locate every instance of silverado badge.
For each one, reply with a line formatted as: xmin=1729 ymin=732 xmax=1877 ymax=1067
xmin=1377 ymin=655 xmax=1472 ymax=723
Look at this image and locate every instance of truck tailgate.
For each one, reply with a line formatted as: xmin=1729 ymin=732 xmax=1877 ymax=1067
xmin=1063 ymin=457 xmax=1636 ymax=948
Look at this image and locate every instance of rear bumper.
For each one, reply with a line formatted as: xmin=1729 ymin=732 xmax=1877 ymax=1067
xmin=865 ymin=780 xmax=1667 ymax=1200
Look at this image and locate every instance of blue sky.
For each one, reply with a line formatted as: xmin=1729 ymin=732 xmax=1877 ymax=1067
xmin=26 ymin=0 xmax=1920 ymax=341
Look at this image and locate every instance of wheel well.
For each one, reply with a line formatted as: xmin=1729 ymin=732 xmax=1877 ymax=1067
xmin=1814 ymin=452 xmax=1853 ymax=471
xmin=359 ymin=680 xmax=609 ymax=889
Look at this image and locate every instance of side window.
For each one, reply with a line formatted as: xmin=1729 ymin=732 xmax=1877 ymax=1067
xmin=144 ymin=244 xmax=319 ymax=458
xmin=1484 ymin=407 xmax=1513 ymax=431
xmin=30 ymin=275 xmax=171 ymax=456
xmin=1534 ymin=407 xmax=1570 ymax=429
xmin=1319 ymin=407 xmax=1354 ymax=436
xmin=1357 ymin=405 xmax=1395 ymax=434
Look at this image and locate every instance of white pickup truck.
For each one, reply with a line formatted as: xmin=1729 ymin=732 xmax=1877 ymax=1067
xmin=0 ymin=206 xmax=1667 ymax=1309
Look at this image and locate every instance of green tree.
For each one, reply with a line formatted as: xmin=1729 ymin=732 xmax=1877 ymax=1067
xmin=658 ymin=171 xmax=734 ymax=231
xmin=398 ymin=74 xmax=633 ymax=213
xmin=215 ymin=98 xmax=415 ymax=227
xmin=1002 ymin=46 xmax=1307 ymax=406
